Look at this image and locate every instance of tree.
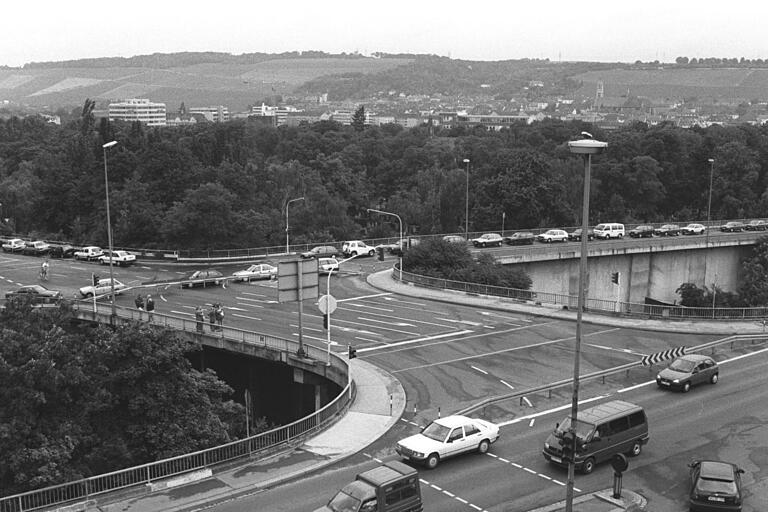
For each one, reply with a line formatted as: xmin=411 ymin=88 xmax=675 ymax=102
xmin=351 ymin=105 xmax=366 ymax=132
xmin=738 ymin=236 xmax=768 ymax=306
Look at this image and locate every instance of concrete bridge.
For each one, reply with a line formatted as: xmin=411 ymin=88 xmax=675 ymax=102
xmin=495 ymin=232 xmax=764 ymax=304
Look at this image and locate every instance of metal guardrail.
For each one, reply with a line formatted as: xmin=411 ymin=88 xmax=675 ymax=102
xmin=458 ymin=334 xmax=767 ymax=416
xmin=395 ymin=268 xmax=768 ymax=321
xmin=0 ymin=302 xmax=351 ymax=512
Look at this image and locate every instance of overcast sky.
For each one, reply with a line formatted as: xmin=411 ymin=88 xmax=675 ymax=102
xmin=3 ymin=0 xmax=767 ymax=67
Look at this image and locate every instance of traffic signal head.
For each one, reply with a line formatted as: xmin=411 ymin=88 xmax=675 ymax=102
xmin=611 ymin=272 xmax=620 ymax=285
xmin=92 ymin=273 xmax=99 ymax=286
xmin=348 ymin=344 xmax=357 ymax=359
xmin=561 ymin=431 xmax=575 ymax=462
xmin=377 ymin=247 xmax=384 ymax=261
xmin=323 ymin=313 xmax=329 ymax=329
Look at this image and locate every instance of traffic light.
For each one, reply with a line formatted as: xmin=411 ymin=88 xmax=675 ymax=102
xmin=92 ymin=273 xmax=99 ymax=286
xmin=611 ymin=272 xmax=620 ymax=285
xmin=561 ymin=431 xmax=575 ymax=462
xmin=348 ymin=344 xmax=357 ymax=359
xmin=377 ymin=247 xmax=385 ymax=261
xmin=323 ymin=313 xmax=329 ymax=329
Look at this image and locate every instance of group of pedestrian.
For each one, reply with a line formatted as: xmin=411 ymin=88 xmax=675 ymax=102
xmin=195 ymin=303 xmax=224 ymax=333
xmin=134 ymin=293 xmax=155 ymax=321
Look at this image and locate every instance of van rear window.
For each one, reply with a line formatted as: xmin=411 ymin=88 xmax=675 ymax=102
xmin=628 ymin=411 xmax=646 ymax=428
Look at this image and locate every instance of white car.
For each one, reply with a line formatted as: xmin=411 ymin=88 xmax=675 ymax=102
xmin=317 ymin=257 xmax=340 ymax=275
xmin=536 ymin=229 xmax=569 ymax=243
xmin=231 ymin=264 xmax=277 ymax=282
xmin=395 ymin=415 xmax=500 ymax=469
xmin=471 ymin=233 xmax=503 ymax=248
xmin=79 ymin=278 xmax=127 ymax=298
xmin=98 ymin=250 xmax=136 ymax=266
xmin=74 ymin=246 xmax=104 ymax=261
xmin=681 ymin=223 xmax=706 ymax=235
xmin=2 ymin=238 xmax=25 ymax=252
xmin=342 ymin=240 xmax=375 ymax=257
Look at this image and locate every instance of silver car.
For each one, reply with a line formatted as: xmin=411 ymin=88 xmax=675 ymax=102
xmin=656 ymin=354 xmax=719 ymax=392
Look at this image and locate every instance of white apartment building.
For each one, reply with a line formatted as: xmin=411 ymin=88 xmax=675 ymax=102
xmin=108 ymin=99 xmax=167 ymax=126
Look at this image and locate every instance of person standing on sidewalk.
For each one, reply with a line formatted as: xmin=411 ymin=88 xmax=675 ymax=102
xmin=146 ymin=294 xmax=155 ymax=322
xmin=208 ymin=305 xmax=217 ymax=332
xmin=215 ymin=303 xmax=224 ymax=331
xmin=195 ymin=305 xmax=205 ymax=333
xmin=134 ymin=294 xmax=144 ymax=320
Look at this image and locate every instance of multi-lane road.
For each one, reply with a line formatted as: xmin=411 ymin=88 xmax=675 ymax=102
xmin=1 ymin=251 xmax=767 ymax=511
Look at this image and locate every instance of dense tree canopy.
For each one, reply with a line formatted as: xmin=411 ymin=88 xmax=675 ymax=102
xmin=0 ymin=300 xmax=244 ymax=495
xmin=4 ymin=105 xmax=768 ymax=250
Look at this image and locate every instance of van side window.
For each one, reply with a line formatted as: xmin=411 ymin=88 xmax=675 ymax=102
xmin=385 ymin=480 xmax=419 ymax=505
xmin=607 ymin=417 xmax=629 ymax=435
xmin=628 ymin=411 xmax=646 ymax=428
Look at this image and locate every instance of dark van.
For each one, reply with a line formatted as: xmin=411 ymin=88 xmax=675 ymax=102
xmin=314 ymin=460 xmax=422 ymax=512
xmin=542 ymin=400 xmax=649 ymax=474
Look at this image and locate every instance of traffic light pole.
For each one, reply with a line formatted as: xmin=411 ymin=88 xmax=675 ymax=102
xmin=325 ymin=253 xmax=359 ymax=364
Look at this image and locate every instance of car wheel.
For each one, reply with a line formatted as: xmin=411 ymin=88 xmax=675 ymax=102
xmin=546 ymin=238 xmax=551 ymax=243
xmin=84 ymin=292 xmax=93 ymax=298
xmin=618 ymin=234 xmax=624 ymax=238
xmin=682 ymin=381 xmax=691 ymax=393
xmin=710 ymin=373 xmax=719 ymax=384
xmin=628 ymin=441 xmax=642 ymax=457
xmin=425 ymin=453 xmax=440 ymax=469
xmin=581 ymin=457 xmax=596 ymax=474
xmin=368 ymin=250 xmax=375 ymax=256
xmin=352 ymin=251 xmax=358 ymax=257
xmin=481 ymin=242 xmax=487 ymax=248
xmin=477 ymin=439 xmax=490 ymax=454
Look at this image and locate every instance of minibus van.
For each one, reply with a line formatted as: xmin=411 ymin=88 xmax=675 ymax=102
xmin=542 ymin=400 xmax=649 ymax=474
xmin=594 ymin=223 xmax=625 ymax=239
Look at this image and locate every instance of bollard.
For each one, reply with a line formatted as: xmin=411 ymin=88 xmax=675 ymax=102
xmin=438 ymin=406 xmax=441 ymax=418
xmin=413 ymin=404 xmax=417 ymax=417
xmin=390 ymin=394 xmax=393 ymax=416
xmin=601 ymin=375 xmax=605 ymax=385
xmin=548 ymin=389 xmax=552 ymax=399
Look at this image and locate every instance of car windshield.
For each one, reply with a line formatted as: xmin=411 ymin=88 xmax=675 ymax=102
xmin=327 ymin=490 xmax=362 ymax=512
xmin=421 ymin=421 xmax=451 ymax=442
xmin=556 ymin=418 xmax=594 ymax=441
xmin=669 ymin=358 xmax=695 ymax=372
xmin=696 ymin=476 xmax=737 ymax=495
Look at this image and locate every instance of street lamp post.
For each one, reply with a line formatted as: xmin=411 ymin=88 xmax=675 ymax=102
xmin=463 ymin=158 xmax=470 ymax=240
xmin=325 ymin=253 xmax=360 ymax=364
xmin=704 ymin=158 xmax=715 ymax=284
xmin=566 ymin=134 xmax=607 ymax=512
xmin=102 ymin=140 xmax=118 ymax=318
xmin=285 ymin=197 xmax=305 ymax=255
xmin=367 ymin=208 xmax=403 ymax=281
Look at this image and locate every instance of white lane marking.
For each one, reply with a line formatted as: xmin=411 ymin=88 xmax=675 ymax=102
xmin=170 ymin=310 xmax=192 ymax=316
xmin=236 ymin=296 xmax=277 ymax=304
xmin=479 ymin=310 xmax=530 ymax=323
xmin=355 ymin=336 xmax=380 ymax=343
xmin=529 ymin=419 xmax=536 ymax=427
xmin=346 ymin=309 xmax=455 ymax=329
xmin=436 ymin=317 xmax=484 ymax=326
xmin=236 ymin=302 xmax=264 ymax=309
xmin=500 ymin=380 xmax=515 ymax=390
xmin=381 ymin=296 xmax=428 ymax=307
xmin=471 ymin=365 xmax=488 ymax=374
xmin=486 ymin=452 xmax=580 ymax=492
xmin=392 ymin=328 xmax=620 ymax=372
xmin=337 ymin=292 xmax=392 ymax=302
xmin=358 ymin=330 xmax=474 ymax=353
xmin=226 ymin=306 xmax=249 ymax=311
xmin=343 ymin=303 xmax=394 ymax=312
xmin=587 ymin=343 xmax=647 ymax=356
xmin=232 ymin=313 xmax=262 ymax=321
xmin=499 ymin=395 xmax=608 ymax=427
xmin=357 ymin=316 xmax=414 ymax=327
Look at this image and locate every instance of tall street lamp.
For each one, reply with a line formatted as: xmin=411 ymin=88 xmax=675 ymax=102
xmin=566 ymin=134 xmax=607 ymax=512
xmin=463 ymin=158 xmax=470 ymax=241
xmin=285 ymin=197 xmax=305 ymax=255
xmin=102 ymin=140 xmax=118 ymax=318
xmin=367 ymin=208 xmax=403 ymax=281
xmin=704 ymin=158 xmax=715 ymax=283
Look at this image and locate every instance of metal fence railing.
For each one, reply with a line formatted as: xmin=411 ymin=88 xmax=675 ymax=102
xmin=0 ymin=302 xmax=351 ymax=512
xmin=395 ymin=268 xmax=768 ymax=322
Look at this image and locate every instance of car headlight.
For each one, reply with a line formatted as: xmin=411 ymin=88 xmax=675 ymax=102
xmin=656 ymin=374 xmax=661 ymax=380
xmin=672 ymin=379 xmax=680 ymax=383
xmin=544 ymin=442 xmax=550 ymax=449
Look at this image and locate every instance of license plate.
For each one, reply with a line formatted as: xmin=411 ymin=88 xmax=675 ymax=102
xmin=708 ymin=497 xmax=725 ymax=502
xmin=550 ymin=456 xmax=562 ymax=463
xmin=660 ymin=381 xmax=670 ymax=386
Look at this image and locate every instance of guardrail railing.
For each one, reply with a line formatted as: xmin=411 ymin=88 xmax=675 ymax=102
xmin=0 ymin=302 xmax=351 ymax=512
xmin=395 ymin=268 xmax=768 ymax=321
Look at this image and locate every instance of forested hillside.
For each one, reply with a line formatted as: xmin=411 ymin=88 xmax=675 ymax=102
xmin=1 ymin=106 xmax=767 ymax=251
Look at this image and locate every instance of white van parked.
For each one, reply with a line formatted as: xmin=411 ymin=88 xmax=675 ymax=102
xmin=594 ymin=223 xmax=625 ymax=239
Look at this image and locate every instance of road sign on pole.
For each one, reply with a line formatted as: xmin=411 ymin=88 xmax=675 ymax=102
xmin=318 ymin=294 xmax=337 ymax=315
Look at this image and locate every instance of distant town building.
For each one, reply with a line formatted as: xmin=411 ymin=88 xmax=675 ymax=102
xmin=189 ymin=106 xmax=229 ymax=123
xmin=108 ymin=98 xmax=166 ymax=126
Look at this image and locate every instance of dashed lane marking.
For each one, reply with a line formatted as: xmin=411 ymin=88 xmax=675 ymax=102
xmin=486 ymin=453 xmax=581 ymax=492
xmin=471 ymin=365 xmax=488 ymax=375
xmin=358 ymin=330 xmax=474 ymax=353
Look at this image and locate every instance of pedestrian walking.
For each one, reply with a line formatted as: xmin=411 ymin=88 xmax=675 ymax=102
xmin=146 ymin=294 xmax=155 ymax=322
xmin=195 ymin=305 xmax=205 ymax=333
xmin=208 ymin=306 xmax=217 ymax=332
xmin=215 ymin=303 xmax=224 ymax=331
xmin=134 ymin=294 xmax=144 ymax=320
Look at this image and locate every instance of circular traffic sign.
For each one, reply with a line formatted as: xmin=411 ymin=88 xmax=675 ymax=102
xmin=318 ymin=294 xmax=337 ymax=314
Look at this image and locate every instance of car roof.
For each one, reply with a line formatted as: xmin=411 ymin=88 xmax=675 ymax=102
xmin=677 ymin=353 xmax=712 ymax=363
xmin=699 ymin=461 xmax=737 ymax=479
xmin=432 ymin=415 xmax=478 ymax=428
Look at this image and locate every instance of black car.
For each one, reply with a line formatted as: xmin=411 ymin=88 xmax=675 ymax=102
xmin=720 ymin=221 xmax=745 ymax=232
xmin=49 ymin=244 xmax=76 ymax=258
xmin=744 ymin=219 xmax=767 ymax=231
xmin=181 ymin=269 xmax=225 ymax=288
xmin=689 ymin=460 xmax=744 ymax=512
xmin=5 ymin=284 xmax=62 ymax=304
xmin=628 ymin=225 xmax=655 ymax=238
xmin=22 ymin=241 xmax=51 ymax=256
xmin=654 ymin=224 xmax=681 ymax=236
xmin=503 ymin=232 xmax=535 ymax=245
xmin=567 ymin=228 xmax=594 ymax=241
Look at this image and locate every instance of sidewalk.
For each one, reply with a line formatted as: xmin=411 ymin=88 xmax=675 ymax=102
xmin=98 ymin=268 xmax=744 ymax=512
